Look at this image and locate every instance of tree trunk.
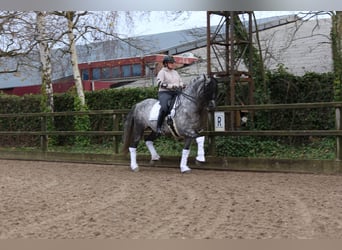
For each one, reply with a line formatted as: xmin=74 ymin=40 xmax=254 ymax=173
xmin=36 ymin=11 xmax=54 ymax=112
xmin=66 ymin=11 xmax=85 ymax=106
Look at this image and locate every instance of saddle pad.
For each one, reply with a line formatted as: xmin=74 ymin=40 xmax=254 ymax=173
xmin=149 ymin=99 xmax=177 ymax=121
xmin=149 ymin=102 xmax=161 ymax=121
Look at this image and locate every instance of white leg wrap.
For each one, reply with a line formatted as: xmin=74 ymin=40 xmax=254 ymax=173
xmin=145 ymin=141 xmax=160 ymax=161
xmin=196 ymin=136 xmax=205 ymax=162
xmin=180 ymin=149 xmax=191 ymax=173
xmin=129 ymin=147 xmax=139 ymax=172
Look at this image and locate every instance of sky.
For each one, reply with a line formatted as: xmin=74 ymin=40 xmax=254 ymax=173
xmin=118 ymin=11 xmax=300 ymax=37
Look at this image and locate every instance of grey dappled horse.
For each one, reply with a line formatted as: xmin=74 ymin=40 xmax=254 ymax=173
xmin=122 ymin=74 xmax=218 ymax=173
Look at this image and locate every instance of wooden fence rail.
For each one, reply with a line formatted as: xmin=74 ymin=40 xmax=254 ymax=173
xmin=1 ymin=102 xmax=342 ymax=160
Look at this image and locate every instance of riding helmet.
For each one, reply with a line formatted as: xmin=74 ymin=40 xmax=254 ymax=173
xmin=162 ymin=55 xmax=175 ymax=65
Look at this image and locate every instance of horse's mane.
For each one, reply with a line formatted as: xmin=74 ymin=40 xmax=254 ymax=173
xmin=183 ymin=75 xmax=205 ymax=96
xmin=180 ymin=74 xmax=216 ymax=129
xmin=184 ymin=74 xmax=215 ymax=105
xmin=188 ymin=74 xmax=205 ymax=87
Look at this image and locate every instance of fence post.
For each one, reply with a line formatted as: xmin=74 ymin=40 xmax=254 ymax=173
xmin=207 ymin=111 xmax=216 ymax=156
xmin=41 ymin=115 xmax=48 ymax=152
xmin=112 ymin=114 xmax=119 ymax=154
xmin=336 ymin=107 xmax=342 ymax=160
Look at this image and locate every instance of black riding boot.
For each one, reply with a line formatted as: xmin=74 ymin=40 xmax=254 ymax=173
xmin=156 ymin=110 xmax=166 ymax=135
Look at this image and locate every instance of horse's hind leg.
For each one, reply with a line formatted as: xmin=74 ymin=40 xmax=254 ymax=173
xmin=129 ymin=147 xmax=139 ymax=172
xmin=145 ymin=132 xmax=160 ymax=161
xmin=128 ymin=124 xmax=145 ymax=172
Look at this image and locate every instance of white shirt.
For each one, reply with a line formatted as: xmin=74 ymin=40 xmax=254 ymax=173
xmin=157 ymin=67 xmax=184 ymax=91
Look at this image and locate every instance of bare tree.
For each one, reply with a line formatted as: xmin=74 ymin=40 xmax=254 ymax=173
xmin=49 ymin=11 xmax=153 ymax=107
xmin=259 ymin=11 xmax=340 ymax=101
xmin=49 ymin=11 xmax=87 ymax=106
xmin=0 ymin=11 xmax=37 ymax=74
xmin=1 ymin=11 xmax=191 ymax=106
xmin=36 ymin=11 xmax=55 ymax=111
xmin=256 ymin=12 xmax=334 ymax=74
xmin=0 ymin=11 xmax=57 ymax=112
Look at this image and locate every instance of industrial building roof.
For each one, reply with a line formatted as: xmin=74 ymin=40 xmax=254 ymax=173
xmin=0 ymin=14 xmax=331 ymax=90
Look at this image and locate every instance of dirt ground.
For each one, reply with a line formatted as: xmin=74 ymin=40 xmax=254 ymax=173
xmin=1 ymin=159 xmax=342 ymax=239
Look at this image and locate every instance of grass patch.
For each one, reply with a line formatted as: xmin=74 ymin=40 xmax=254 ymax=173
xmin=0 ymin=137 xmax=336 ymax=160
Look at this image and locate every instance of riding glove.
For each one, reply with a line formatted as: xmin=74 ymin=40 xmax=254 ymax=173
xmin=161 ymin=82 xmax=168 ymax=88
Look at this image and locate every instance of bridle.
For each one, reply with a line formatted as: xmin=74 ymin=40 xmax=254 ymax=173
xmin=167 ymin=75 xmax=217 ymax=139
xmin=175 ymin=75 xmax=217 ymax=109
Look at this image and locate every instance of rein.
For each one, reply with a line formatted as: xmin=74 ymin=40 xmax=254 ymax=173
xmin=165 ymin=75 xmax=216 ymax=139
xmin=177 ymin=89 xmax=198 ymax=104
xmin=177 ymin=78 xmax=213 ymax=106
xmin=171 ymin=75 xmax=216 ymax=113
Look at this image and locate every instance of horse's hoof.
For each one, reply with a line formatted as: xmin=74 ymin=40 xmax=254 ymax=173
xmin=195 ymin=160 xmax=205 ymax=166
xmin=151 ymin=155 xmax=160 ymax=161
xmin=149 ymin=160 xmax=157 ymax=166
xmin=131 ymin=167 xmax=139 ymax=172
xmin=181 ymin=169 xmax=191 ymax=174
xmin=180 ymin=166 xmax=191 ymax=174
xmin=196 ymin=156 xmax=206 ymax=162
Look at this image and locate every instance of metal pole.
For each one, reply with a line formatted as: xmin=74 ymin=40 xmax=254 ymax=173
xmin=206 ymin=11 xmax=211 ymax=76
xmin=229 ymin=11 xmax=236 ymax=130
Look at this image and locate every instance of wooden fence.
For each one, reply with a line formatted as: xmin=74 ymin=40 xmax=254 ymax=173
xmin=0 ymin=109 xmax=129 ymax=154
xmin=1 ymin=102 xmax=342 ymax=158
xmin=205 ymin=102 xmax=342 ymax=160
xmin=1 ymin=102 xmax=342 ymax=174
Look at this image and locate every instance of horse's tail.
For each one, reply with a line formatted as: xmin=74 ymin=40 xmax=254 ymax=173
xmin=122 ymin=105 xmax=136 ymax=154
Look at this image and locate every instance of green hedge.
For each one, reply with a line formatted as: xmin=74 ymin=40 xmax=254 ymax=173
xmin=0 ymin=94 xmax=41 ymax=146
xmin=213 ymin=69 xmax=336 ymax=157
xmin=252 ymin=69 xmax=335 ymax=144
xmin=50 ymin=87 xmax=158 ymax=146
xmin=0 ymin=86 xmax=158 ymax=147
xmin=0 ymin=69 xmax=336 ymax=151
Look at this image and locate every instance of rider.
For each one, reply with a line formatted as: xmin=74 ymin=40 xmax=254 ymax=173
xmin=156 ymin=55 xmax=185 ymax=135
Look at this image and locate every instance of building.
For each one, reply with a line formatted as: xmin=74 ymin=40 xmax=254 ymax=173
xmin=0 ymin=14 xmax=334 ymax=96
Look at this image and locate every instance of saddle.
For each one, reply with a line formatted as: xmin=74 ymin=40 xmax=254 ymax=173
xmin=149 ymin=95 xmax=182 ymax=139
xmin=166 ymin=96 xmax=177 ymax=124
xmin=149 ymin=95 xmax=178 ymax=121
xmin=167 ymin=95 xmax=177 ymax=112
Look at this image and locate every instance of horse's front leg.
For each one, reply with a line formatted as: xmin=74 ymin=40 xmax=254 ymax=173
xmin=180 ymin=137 xmax=193 ymax=173
xmin=195 ymin=136 xmax=205 ymax=163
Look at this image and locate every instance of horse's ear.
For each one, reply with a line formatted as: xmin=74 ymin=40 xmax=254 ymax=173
xmin=202 ymin=73 xmax=207 ymax=81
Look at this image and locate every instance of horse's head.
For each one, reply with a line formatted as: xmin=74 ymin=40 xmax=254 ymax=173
xmin=189 ymin=74 xmax=217 ymax=110
xmin=182 ymin=74 xmax=217 ymax=111
xmin=202 ymin=74 xmax=217 ymax=111
xmin=174 ymin=74 xmax=218 ymax=137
